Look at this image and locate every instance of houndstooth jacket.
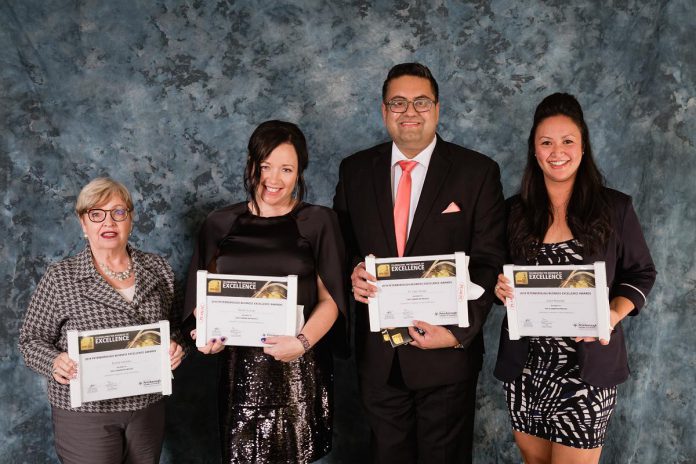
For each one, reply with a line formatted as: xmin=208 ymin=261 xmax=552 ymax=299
xmin=19 ymin=244 xmax=180 ymax=412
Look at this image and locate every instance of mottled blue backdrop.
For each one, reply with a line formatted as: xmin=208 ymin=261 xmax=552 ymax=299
xmin=2 ymin=1 xmax=694 ymax=463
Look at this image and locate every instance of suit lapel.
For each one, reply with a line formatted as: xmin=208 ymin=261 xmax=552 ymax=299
xmin=405 ymin=139 xmax=451 ymax=256
xmin=372 ymin=147 xmax=398 ymax=257
xmin=132 ymin=253 xmax=161 ymax=323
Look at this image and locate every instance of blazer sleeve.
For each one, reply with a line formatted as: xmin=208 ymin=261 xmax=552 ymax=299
xmin=610 ymin=196 xmax=657 ymax=315
xmin=332 ymin=158 xmax=362 ymax=270
xmin=451 ymin=160 xmax=506 ymax=348
xmin=18 ymin=266 xmax=64 ymax=378
xmin=296 ymin=206 xmax=350 ymax=357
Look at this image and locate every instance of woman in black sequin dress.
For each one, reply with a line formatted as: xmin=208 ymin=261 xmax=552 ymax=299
xmin=493 ymin=94 xmax=656 ymax=463
xmin=184 ymin=121 xmax=347 ymax=463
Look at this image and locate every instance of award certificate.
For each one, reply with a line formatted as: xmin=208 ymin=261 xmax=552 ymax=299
xmin=503 ymin=262 xmax=611 ymax=340
xmin=67 ymin=321 xmax=172 ymax=408
xmin=196 ymin=271 xmax=298 ymax=347
xmin=365 ymin=253 xmax=471 ymax=332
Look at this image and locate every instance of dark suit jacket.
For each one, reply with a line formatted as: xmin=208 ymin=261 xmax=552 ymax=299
xmin=333 ymin=135 xmax=506 ymax=389
xmin=493 ymin=189 xmax=657 ymax=388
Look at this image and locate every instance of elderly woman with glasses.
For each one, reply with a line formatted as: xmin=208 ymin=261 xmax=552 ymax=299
xmin=19 ymin=177 xmax=185 ymax=464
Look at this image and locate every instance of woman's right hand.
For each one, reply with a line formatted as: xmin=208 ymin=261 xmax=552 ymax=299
xmin=494 ymin=274 xmax=514 ymax=305
xmin=52 ymin=352 xmax=78 ymax=385
xmin=190 ymin=328 xmax=226 ymax=355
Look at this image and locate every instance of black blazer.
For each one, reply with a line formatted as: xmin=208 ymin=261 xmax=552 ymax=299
xmin=493 ymin=189 xmax=657 ymax=388
xmin=333 ymin=136 xmax=506 ymax=389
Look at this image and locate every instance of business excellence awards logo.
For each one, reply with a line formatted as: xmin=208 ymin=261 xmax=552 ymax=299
xmin=208 ymin=280 xmax=222 ymax=293
xmin=377 ymin=264 xmax=391 ymax=278
xmin=515 ymin=272 xmax=529 ymax=285
xmin=80 ymin=336 xmax=95 ymax=351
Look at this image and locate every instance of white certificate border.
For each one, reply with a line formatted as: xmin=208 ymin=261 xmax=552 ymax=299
xmin=503 ymin=262 xmax=611 ymax=340
xmin=365 ymin=253 xmax=470 ymax=332
xmin=196 ymin=271 xmax=298 ymax=347
xmin=67 ymin=320 xmax=171 ymax=408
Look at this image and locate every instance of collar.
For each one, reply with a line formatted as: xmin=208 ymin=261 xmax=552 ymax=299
xmin=75 ymin=243 xmax=138 ymax=281
xmin=390 ymin=136 xmax=437 ymax=169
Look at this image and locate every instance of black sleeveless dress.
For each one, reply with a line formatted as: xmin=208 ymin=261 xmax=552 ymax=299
xmin=503 ymin=240 xmax=617 ymax=449
xmin=211 ymin=203 xmax=346 ymax=463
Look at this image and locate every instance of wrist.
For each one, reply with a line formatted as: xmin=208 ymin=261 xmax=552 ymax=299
xmin=296 ymin=333 xmax=311 ymax=352
xmin=446 ymin=329 xmax=464 ymax=349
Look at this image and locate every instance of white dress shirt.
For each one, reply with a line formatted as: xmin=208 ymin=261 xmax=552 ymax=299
xmin=391 ymin=136 xmax=437 ymax=235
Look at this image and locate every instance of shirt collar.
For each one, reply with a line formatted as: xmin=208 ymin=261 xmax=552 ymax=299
xmin=390 ymin=136 xmax=437 ymax=169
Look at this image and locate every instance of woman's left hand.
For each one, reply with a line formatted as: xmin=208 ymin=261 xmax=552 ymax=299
xmin=262 ymin=336 xmax=305 ymax=362
xmin=169 ymin=341 xmax=184 ymax=370
xmin=574 ymin=305 xmax=624 ymax=345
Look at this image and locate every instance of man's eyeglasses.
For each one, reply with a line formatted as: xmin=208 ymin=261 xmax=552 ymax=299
xmin=86 ymin=208 xmax=131 ymax=223
xmin=385 ymin=98 xmax=436 ymax=113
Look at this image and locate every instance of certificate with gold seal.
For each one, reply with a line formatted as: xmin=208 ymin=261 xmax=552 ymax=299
xmin=365 ymin=253 xmax=473 ymax=331
xmin=196 ymin=271 xmax=298 ymax=347
xmin=67 ymin=321 xmax=172 ymax=408
xmin=503 ymin=262 xmax=611 ymax=340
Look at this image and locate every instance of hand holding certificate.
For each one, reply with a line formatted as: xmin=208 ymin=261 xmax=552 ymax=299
xmin=67 ymin=321 xmax=172 ymax=408
xmin=365 ymin=253 xmax=484 ymax=332
xmin=196 ymin=271 xmax=299 ymax=347
xmin=503 ymin=262 xmax=611 ymax=340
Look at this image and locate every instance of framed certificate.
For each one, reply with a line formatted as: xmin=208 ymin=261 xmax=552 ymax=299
xmin=196 ymin=271 xmax=298 ymax=347
xmin=67 ymin=321 xmax=172 ymax=408
xmin=503 ymin=262 xmax=611 ymax=340
xmin=365 ymin=253 xmax=471 ymax=332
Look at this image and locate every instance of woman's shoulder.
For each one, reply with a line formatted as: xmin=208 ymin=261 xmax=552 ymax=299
xmin=130 ymin=247 xmax=171 ymax=269
xmin=294 ymin=202 xmax=339 ymax=225
xmin=206 ymin=202 xmax=248 ymax=221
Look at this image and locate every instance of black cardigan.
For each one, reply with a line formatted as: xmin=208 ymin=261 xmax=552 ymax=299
xmin=493 ymin=188 xmax=657 ymax=388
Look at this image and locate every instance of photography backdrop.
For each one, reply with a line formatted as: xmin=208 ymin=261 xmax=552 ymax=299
xmin=2 ymin=1 xmax=694 ymax=463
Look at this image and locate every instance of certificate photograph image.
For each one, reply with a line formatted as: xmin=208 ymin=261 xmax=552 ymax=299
xmin=67 ymin=321 xmax=172 ymax=408
xmin=365 ymin=253 xmax=471 ymax=331
xmin=504 ymin=263 xmax=611 ymax=340
xmin=196 ymin=271 xmax=298 ymax=347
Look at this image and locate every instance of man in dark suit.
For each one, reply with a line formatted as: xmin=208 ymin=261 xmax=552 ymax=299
xmin=333 ymin=63 xmax=506 ymax=463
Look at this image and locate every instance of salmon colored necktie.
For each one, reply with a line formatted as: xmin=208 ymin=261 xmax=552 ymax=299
xmin=394 ymin=160 xmax=418 ymax=257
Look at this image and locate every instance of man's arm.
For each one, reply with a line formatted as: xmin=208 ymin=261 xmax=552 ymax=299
xmin=450 ymin=160 xmax=506 ymax=349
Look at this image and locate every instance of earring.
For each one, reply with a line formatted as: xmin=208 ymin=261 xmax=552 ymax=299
xmin=83 ymin=234 xmax=88 ymax=239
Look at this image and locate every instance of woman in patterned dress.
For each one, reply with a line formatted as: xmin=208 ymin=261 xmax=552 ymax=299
xmin=493 ymin=93 xmax=657 ymax=463
xmin=19 ymin=177 xmax=185 ymax=464
xmin=184 ymin=120 xmax=347 ymax=463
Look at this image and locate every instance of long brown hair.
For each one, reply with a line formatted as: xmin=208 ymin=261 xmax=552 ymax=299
xmin=509 ymin=93 xmax=612 ymax=261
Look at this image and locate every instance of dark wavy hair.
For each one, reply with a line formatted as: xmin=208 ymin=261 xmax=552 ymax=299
xmin=509 ymin=93 xmax=612 ymax=261
xmin=382 ymin=62 xmax=439 ymax=102
xmin=244 ymin=120 xmax=308 ymax=215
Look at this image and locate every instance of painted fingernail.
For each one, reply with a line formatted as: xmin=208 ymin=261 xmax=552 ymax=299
xmin=220 ymin=337 xmax=227 ymax=342
xmin=209 ymin=338 xmax=217 ymax=344
xmin=260 ymin=337 xmax=266 ymax=342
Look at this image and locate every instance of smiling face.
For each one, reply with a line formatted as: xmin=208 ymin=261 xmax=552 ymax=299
xmin=382 ymin=75 xmax=439 ymax=158
xmin=79 ymin=195 xmax=132 ymax=254
xmin=254 ymin=142 xmax=299 ymax=215
xmin=534 ymin=115 xmax=583 ymax=186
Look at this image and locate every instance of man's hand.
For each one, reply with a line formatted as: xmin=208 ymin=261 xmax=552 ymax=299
xmin=351 ymin=261 xmax=378 ymax=304
xmin=408 ymin=320 xmax=460 ymax=350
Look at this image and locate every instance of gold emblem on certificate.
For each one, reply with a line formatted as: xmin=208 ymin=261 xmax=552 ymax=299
xmin=365 ymin=253 xmax=476 ymax=332
xmin=67 ymin=321 xmax=172 ymax=408
xmin=503 ymin=262 xmax=611 ymax=340
xmin=196 ymin=271 xmax=299 ymax=347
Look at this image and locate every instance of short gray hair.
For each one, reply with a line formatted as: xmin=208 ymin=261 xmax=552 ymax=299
xmin=75 ymin=177 xmax=134 ymax=215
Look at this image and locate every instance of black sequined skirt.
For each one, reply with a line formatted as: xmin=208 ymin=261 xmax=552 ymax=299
xmin=219 ymin=345 xmax=333 ymax=463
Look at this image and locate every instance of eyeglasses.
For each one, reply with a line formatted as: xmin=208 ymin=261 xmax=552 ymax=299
xmin=85 ymin=208 xmax=131 ymax=223
xmin=385 ymin=98 xmax=436 ymax=113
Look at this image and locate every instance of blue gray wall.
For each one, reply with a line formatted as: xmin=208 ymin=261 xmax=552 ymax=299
xmin=2 ymin=1 xmax=694 ymax=462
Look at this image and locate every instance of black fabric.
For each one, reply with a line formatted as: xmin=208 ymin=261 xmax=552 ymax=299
xmin=183 ymin=202 xmax=347 ymax=463
xmin=494 ymin=189 xmax=657 ymax=387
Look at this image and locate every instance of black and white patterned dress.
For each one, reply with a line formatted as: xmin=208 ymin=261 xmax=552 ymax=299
xmin=503 ymin=239 xmax=617 ymax=449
